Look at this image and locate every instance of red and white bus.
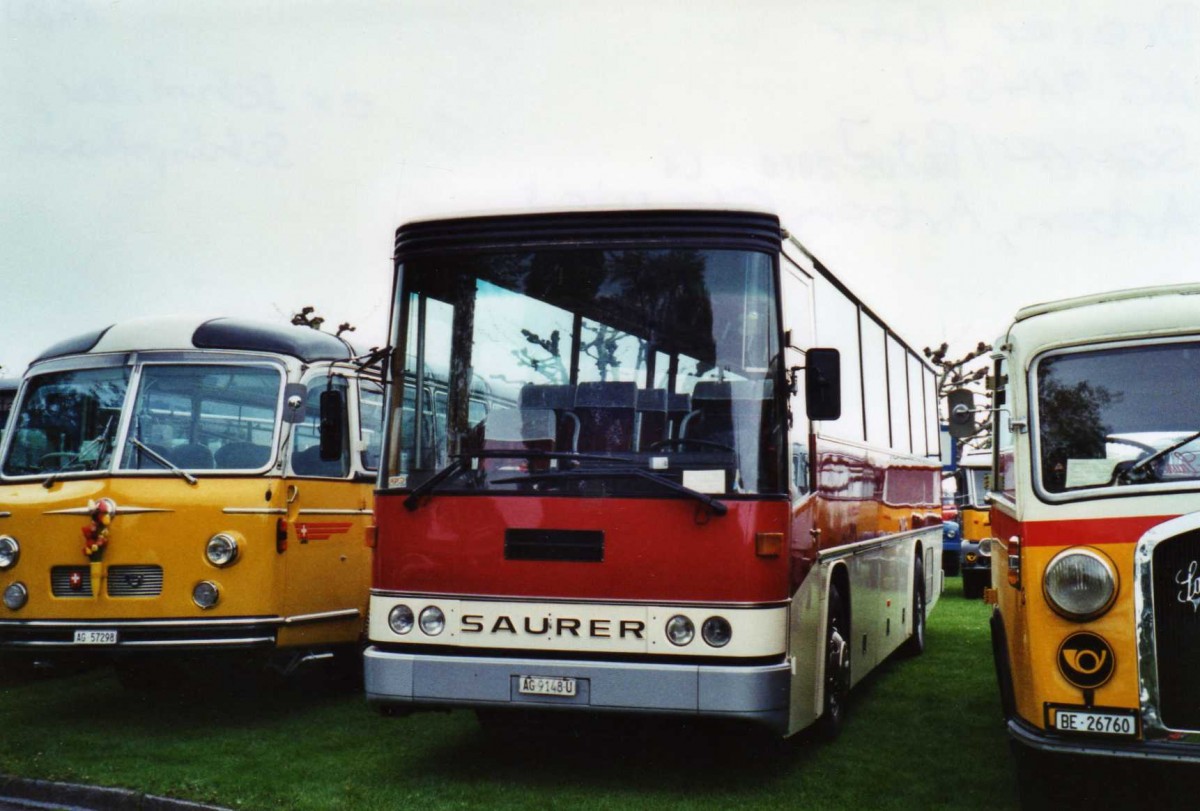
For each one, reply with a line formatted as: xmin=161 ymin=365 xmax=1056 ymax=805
xmin=364 ymin=210 xmax=943 ymax=737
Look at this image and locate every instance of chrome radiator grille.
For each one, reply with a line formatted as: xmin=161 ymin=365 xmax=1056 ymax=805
xmin=50 ymin=566 xmax=93 ymax=597
xmin=1151 ymin=527 xmax=1200 ymax=730
xmin=106 ymin=565 xmax=164 ymax=597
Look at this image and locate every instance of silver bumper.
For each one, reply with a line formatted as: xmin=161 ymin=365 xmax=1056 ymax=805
xmin=364 ymin=646 xmax=792 ymax=733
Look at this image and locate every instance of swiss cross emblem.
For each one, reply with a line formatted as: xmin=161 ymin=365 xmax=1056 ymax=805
xmin=299 ymin=524 xmax=309 ymax=542
xmin=69 ymin=571 xmax=83 ymax=591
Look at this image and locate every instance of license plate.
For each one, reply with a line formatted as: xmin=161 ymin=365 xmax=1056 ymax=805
xmin=73 ymin=630 xmax=118 ymax=645
xmin=1052 ymin=708 xmax=1136 ymax=736
xmin=518 ymin=675 xmax=576 ymax=697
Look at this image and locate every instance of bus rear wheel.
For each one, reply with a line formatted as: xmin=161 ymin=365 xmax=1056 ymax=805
xmin=902 ymin=554 xmax=926 ymax=657
xmin=817 ymin=583 xmax=850 ymax=740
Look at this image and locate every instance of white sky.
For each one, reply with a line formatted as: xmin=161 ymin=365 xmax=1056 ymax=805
xmin=2 ymin=1 xmax=1198 ymax=379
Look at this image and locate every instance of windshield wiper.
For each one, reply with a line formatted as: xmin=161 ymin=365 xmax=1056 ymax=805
xmin=1117 ymin=430 xmax=1200 ymax=485
xmin=403 ymin=457 xmax=467 ymax=511
xmin=490 ymin=467 xmax=728 ymax=516
xmin=128 ymin=438 xmax=198 ymax=486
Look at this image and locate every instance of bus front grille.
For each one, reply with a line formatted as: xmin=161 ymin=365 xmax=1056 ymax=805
xmin=106 ymin=565 xmax=164 ymax=597
xmin=1151 ymin=527 xmax=1200 ymax=730
xmin=50 ymin=567 xmax=93 ymax=597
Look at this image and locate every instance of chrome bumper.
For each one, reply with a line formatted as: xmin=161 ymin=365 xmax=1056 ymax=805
xmin=364 ymin=646 xmax=792 ymax=733
xmin=0 ymin=617 xmax=281 ymax=650
xmin=1009 ymin=715 xmax=1200 ymax=764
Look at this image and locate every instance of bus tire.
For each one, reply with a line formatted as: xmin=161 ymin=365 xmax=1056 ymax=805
xmin=816 ymin=583 xmax=850 ymax=740
xmin=963 ymin=570 xmax=986 ymax=599
xmin=901 ymin=554 xmax=926 ymax=657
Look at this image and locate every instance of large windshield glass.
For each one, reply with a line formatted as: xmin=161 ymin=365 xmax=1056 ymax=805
xmin=2 ymin=367 xmax=130 ymax=476
xmin=1036 ymin=342 xmax=1200 ymax=494
xmin=388 ymin=247 xmax=783 ymax=497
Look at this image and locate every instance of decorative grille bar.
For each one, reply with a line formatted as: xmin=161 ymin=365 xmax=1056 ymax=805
xmin=106 ymin=565 xmax=164 ymax=597
xmin=50 ymin=566 xmax=93 ymax=597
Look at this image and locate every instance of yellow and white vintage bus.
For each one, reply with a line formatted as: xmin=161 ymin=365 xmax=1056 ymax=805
xmin=955 ymin=449 xmax=992 ymax=599
xmin=0 ymin=316 xmax=381 ymax=684
xmin=951 ymin=284 xmax=1200 ymax=769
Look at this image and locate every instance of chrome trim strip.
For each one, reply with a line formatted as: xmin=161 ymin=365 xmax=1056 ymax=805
xmin=283 ymin=608 xmax=361 ymax=625
xmin=0 ymin=617 xmax=283 ymax=629
xmin=222 ymin=507 xmax=288 ymax=515
xmin=816 ymin=525 xmax=938 ymax=563
xmin=296 ymin=508 xmax=373 ymax=515
xmin=44 ymin=506 xmax=172 ymax=516
xmin=0 ymin=512 xmax=9 ymax=518
xmin=1135 ymin=512 xmax=1200 ymax=741
xmin=3 ymin=637 xmax=276 ymax=648
xmin=366 ymin=590 xmax=790 ymax=609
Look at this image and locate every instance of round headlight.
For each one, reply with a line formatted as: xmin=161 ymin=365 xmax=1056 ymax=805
xmin=1044 ymin=548 xmax=1117 ymax=621
xmin=701 ymin=616 xmax=732 ymax=648
xmin=192 ymin=580 xmax=220 ymax=610
xmin=419 ymin=606 xmax=445 ymax=636
xmin=665 ymin=615 xmax=695 ymax=646
xmin=205 ymin=533 xmax=239 ymax=567
xmin=0 ymin=536 xmax=19 ymax=570
xmin=388 ymin=604 xmax=415 ymax=635
xmin=979 ymin=539 xmax=992 ymax=556
xmin=3 ymin=582 xmax=28 ymax=611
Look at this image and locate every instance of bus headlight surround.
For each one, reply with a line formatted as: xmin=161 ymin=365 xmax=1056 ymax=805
xmin=419 ymin=606 xmax=445 ymax=636
xmin=205 ymin=533 xmax=239 ymax=567
xmin=3 ymin=582 xmax=28 ymax=611
xmin=666 ymin=615 xmax=695 ymax=646
xmin=701 ymin=616 xmax=732 ymax=648
xmin=192 ymin=580 xmax=220 ymax=610
xmin=0 ymin=536 xmax=18 ymax=570
xmin=1043 ymin=547 xmax=1118 ymax=621
xmin=389 ymin=604 xmax=415 ymax=635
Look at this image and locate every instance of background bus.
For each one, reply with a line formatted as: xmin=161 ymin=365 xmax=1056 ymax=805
xmin=955 ymin=448 xmax=992 ymax=598
xmin=365 ymin=209 xmax=943 ymax=738
xmin=953 ymin=284 xmax=1200 ymax=776
xmin=0 ymin=316 xmax=382 ymax=686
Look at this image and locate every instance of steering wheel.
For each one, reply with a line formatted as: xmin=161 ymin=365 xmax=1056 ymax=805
xmin=648 ymin=438 xmax=736 ymax=453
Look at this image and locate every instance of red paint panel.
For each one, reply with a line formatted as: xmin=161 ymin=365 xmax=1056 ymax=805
xmin=297 ymin=522 xmax=353 ymax=541
xmin=374 ymin=495 xmax=790 ymax=603
xmin=998 ymin=514 xmax=1179 ymax=547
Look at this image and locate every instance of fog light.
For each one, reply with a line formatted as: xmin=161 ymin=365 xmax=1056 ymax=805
xmin=3 ymin=582 xmax=28 ymax=611
xmin=192 ymin=580 xmax=220 ymax=610
xmin=389 ymin=604 xmax=414 ymax=635
xmin=0 ymin=536 xmax=18 ymax=570
xmin=419 ymin=606 xmax=445 ymax=636
xmin=205 ymin=533 xmax=239 ymax=567
xmin=701 ymin=616 xmax=732 ymax=648
xmin=666 ymin=614 xmax=694 ymax=646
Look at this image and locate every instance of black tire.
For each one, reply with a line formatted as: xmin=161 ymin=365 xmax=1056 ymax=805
xmin=963 ymin=570 xmax=986 ymax=599
xmin=943 ymin=553 xmax=960 ymax=577
xmin=816 ymin=582 xmax=850 ymax=740
xmin=902 ymin=554 xmax=926 ymax=657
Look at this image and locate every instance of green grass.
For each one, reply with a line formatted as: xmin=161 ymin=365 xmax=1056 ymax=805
xmin=0 ymin=580 xmax=1021 ymax=810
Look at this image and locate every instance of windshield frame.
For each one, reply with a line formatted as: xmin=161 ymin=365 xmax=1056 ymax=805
xmin=0 ymin=352 xmax=288 ymax=482
xmin=1030 ymin=335 xmax=1200 ymax=504
xmin=382 ymin=238 xmax=789 ymax=502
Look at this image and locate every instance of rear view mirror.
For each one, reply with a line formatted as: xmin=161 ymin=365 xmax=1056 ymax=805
xmin=805 ymin=348 xmax=841 ymax=421
xmin=319 ymin=389 xmax=345 ymax=461
xmin=947 ymin=388 xmax=976 ymax=440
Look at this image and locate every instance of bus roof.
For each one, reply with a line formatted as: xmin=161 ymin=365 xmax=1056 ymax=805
xmin=32 ymin=316 xmax=357 ymax=365
xmin=1014 ymin=283 xmax=1200 ymax=323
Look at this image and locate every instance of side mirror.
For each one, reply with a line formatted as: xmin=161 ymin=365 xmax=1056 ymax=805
xmin=319 ymin=389 xmax=345 ymax=461
xmin=947 ymin=388 xmax=976 ymax=440
xmin=805 ymin=347 xmax=841 ymax=421
xmin=282 ymin=383 xmax=308 ymax=424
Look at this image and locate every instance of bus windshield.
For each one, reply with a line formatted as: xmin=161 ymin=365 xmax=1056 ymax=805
xmin=2 ymin=363 xmax=283 ymax=477
xmin=389 ymin=247 xmax=783 ymax=497
xmin=1036 ymin=341 xmax=1200 ymax=494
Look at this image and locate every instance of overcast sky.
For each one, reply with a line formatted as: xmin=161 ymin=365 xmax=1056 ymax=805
xmin=2 ymin=1 xmax=1198 ymax=379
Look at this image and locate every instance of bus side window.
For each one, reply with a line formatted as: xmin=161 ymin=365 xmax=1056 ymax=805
xmin=293 ymin=376 xmax=350 ymax=478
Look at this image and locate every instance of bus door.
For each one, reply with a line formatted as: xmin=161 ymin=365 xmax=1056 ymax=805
xmin=282 ymin=372 xmax=372 ymax=644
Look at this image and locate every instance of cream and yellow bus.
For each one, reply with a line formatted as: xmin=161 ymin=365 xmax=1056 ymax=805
xmin=0 ymin=317 xmax=381 ymax=685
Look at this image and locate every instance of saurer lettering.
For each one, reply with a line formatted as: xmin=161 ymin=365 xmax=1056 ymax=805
xmin=460 ymin=614 xmax=645 ymax=639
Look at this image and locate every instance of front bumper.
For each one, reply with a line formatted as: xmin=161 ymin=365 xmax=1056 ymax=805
xmin=1008 ymin=714 xmax=1200 ymax=764
xmin=365 ymin=646 xmax=792 ymax=733
xmin=0 ymin=617 xmax=280 ymax=652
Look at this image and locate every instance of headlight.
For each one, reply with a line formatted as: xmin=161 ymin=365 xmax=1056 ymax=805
xmin=192 ymin=580 xmax=220 ymax=609
xmin=0 ymin=536 xmax=18 ymax=570
xmin=419 ymin=606 xmax=445 ymax=636
xmin=205 ymin=533 xmax=239 ymax=567
xmin=979 ymin=539 xmax=992 ymax=556
xmin=701 ymin=616 xmax=732 ymax=648
xmin=665 ymin=615 xmax=694 ymax=646
xmin=1044 ymin=548 xmax=1117 ymax=621
xmin=3 ymin=582 xmax=28 ymax=611
xmin=389 ymin=604 xmax=414 ymax=635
